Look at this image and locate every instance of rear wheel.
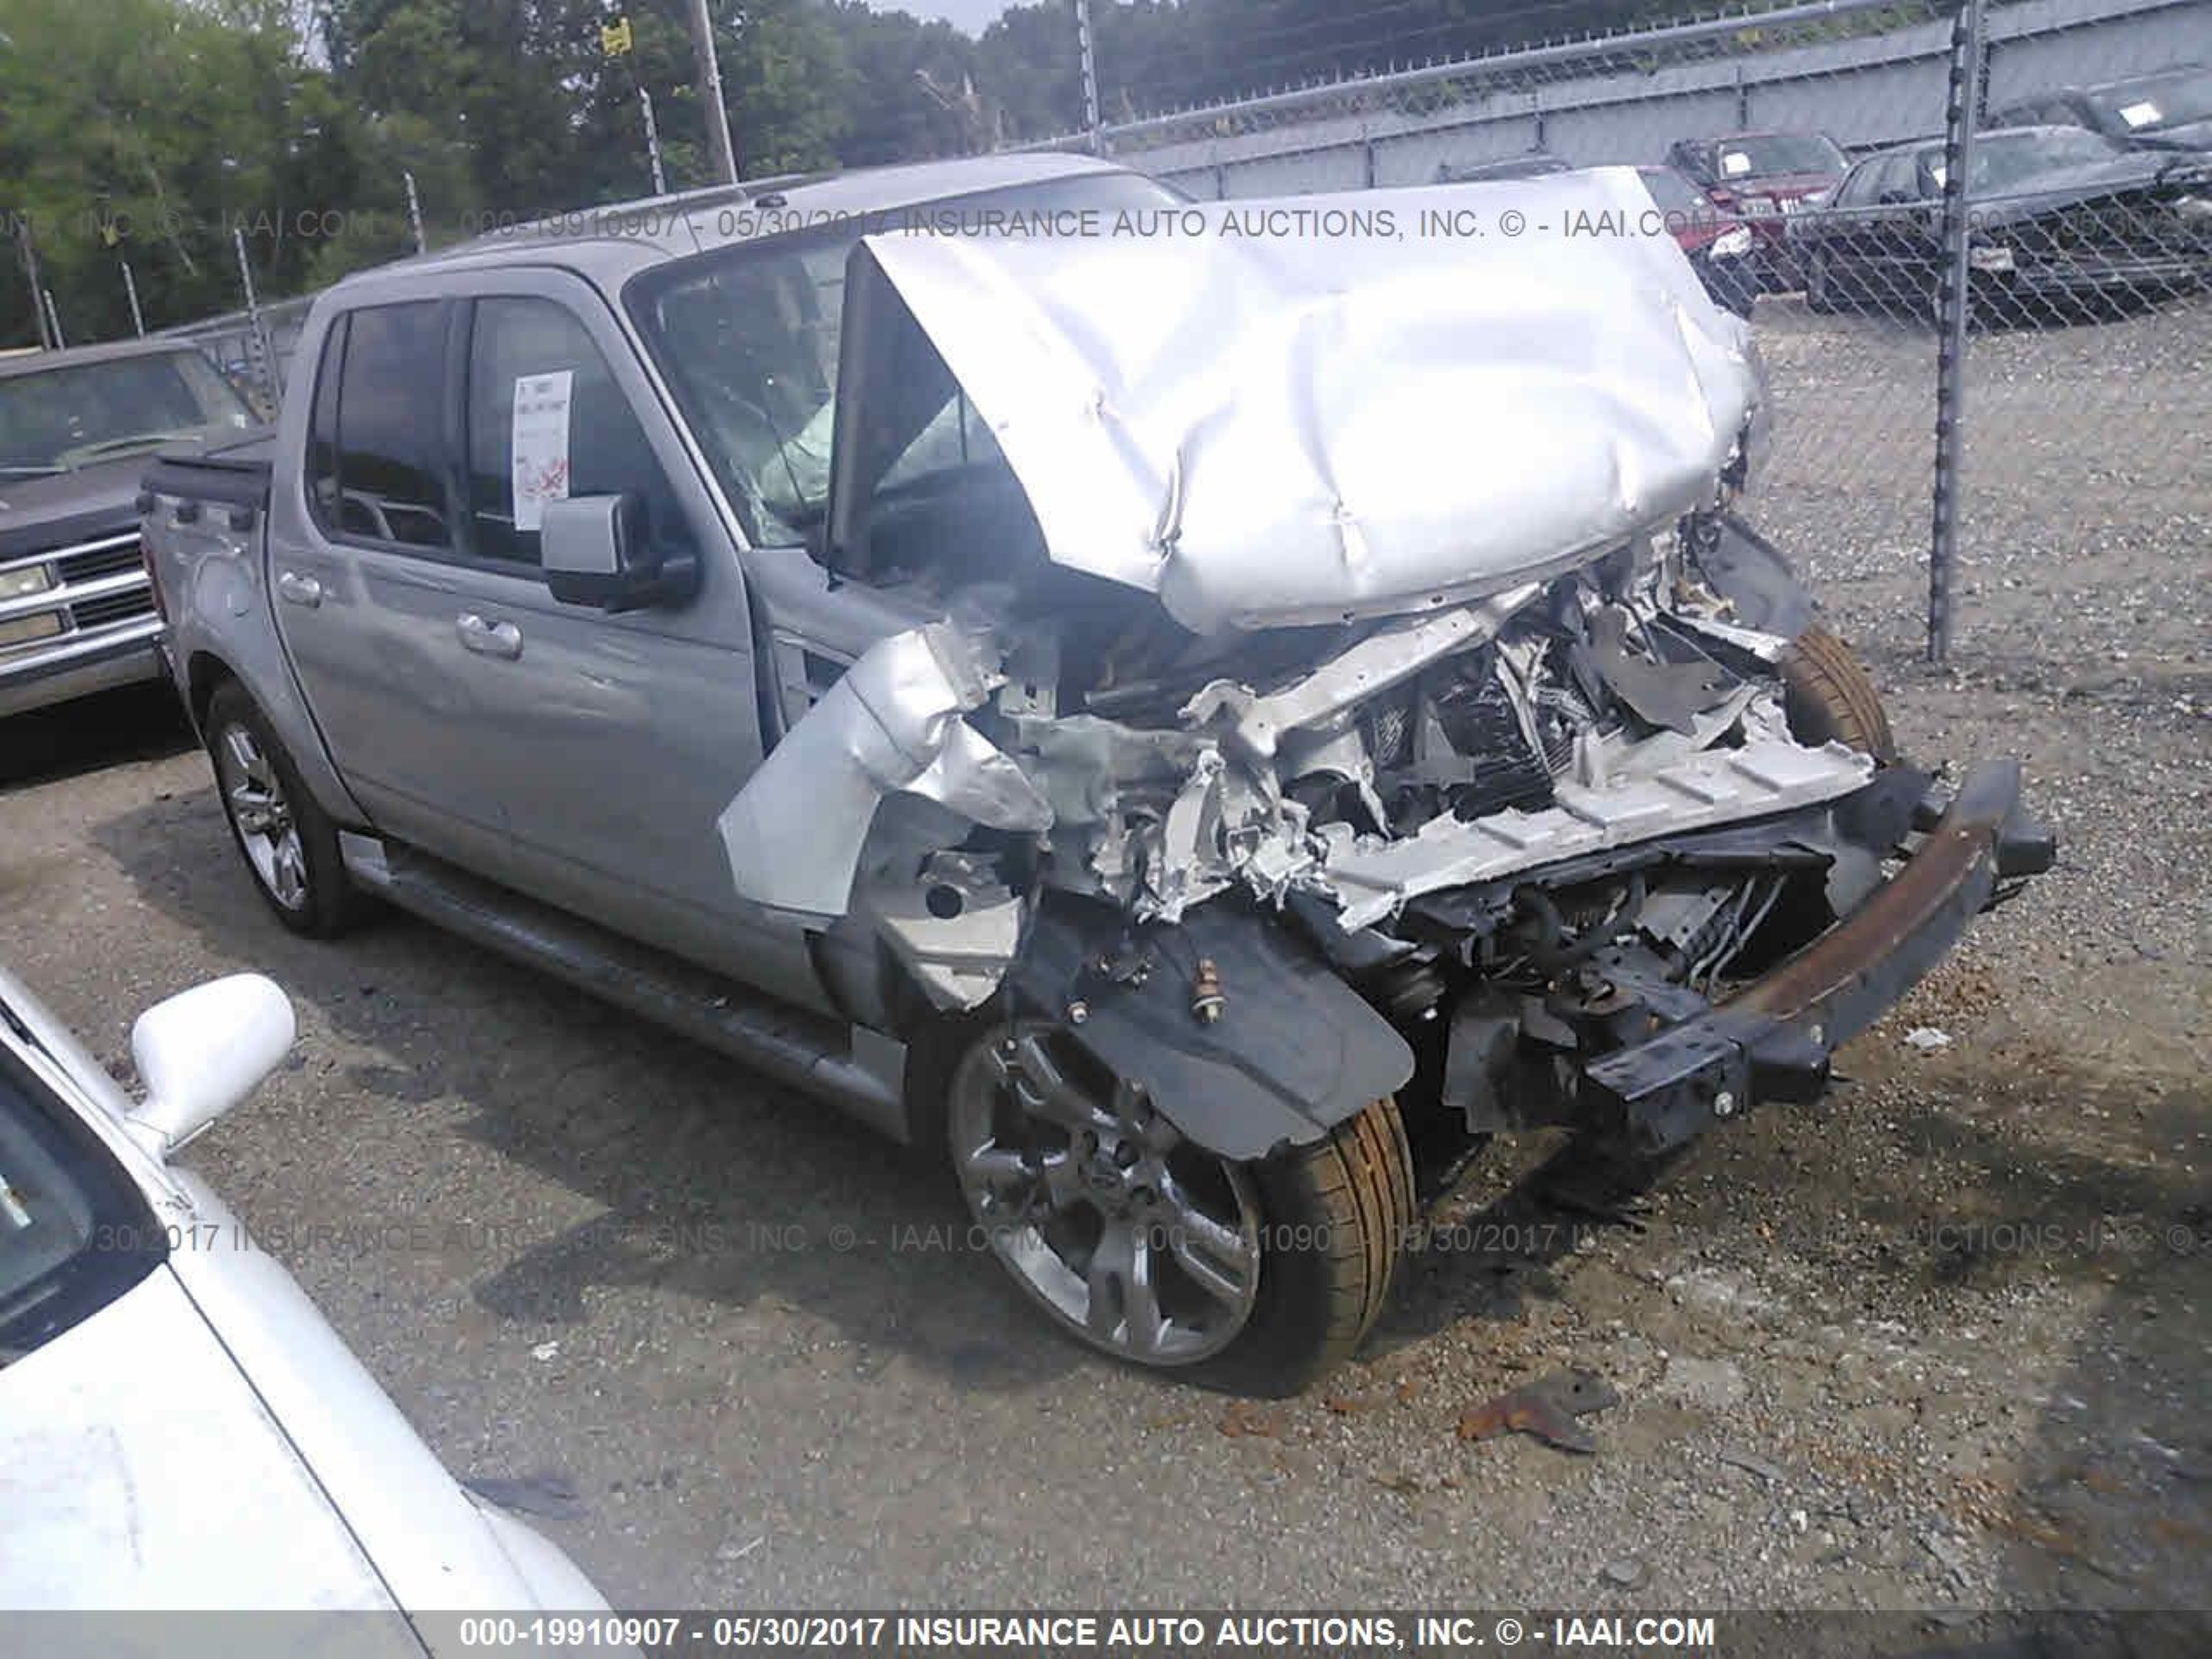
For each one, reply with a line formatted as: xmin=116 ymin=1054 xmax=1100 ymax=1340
xmin=205 ymin=682 xmax=369 ymax=938
xmin=938 ymin=1019 xmax=1413 ymax=1394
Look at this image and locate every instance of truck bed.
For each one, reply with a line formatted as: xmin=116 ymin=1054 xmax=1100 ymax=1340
xmin=141 ymin=431 xmax=276 ymax=515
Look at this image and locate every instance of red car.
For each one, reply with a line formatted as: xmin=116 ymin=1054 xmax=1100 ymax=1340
xmin=1666 ymin=130 xmax=1849 ymax=287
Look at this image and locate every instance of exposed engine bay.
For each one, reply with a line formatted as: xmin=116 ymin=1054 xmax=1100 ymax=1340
xmin=720 ymin=508 xmax=1940 ymax=1168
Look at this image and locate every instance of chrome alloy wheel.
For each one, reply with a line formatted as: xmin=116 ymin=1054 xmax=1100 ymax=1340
xmin=949 ymin=1022 xmax=1264 ymax=1365
xmin=213 ymin=722 xmax=310 ymax=911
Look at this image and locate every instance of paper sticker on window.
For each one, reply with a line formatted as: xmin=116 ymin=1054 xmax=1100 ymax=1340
xmin=512 ymin=370 xmax=574 ymax=533
xmin=2119 ymin=100 xmax=2161 ymax=129
xmin=1721 ymin=151 xmax=1753 ymax=176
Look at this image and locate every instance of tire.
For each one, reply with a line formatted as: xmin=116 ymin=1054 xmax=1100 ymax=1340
xmin=925 ymin=1016 xmax=1414 ymax=1394
xmin=1781 ymin=623 xmax=1895 ymax=763
xmin=1224 ymin=1095 xmax=1415 ymax=1395
xmin=204 ymin=681 xmax=370 ymax=938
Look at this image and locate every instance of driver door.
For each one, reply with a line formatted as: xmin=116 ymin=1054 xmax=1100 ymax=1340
xmin=435 ymin=275 xmax=810 ymax=997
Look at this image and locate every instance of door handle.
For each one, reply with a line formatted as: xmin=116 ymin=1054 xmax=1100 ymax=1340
xmin=275 ymin=571 xmax=323 ymax=608
xmin=455 ymin=613 xmax=524 ymax=660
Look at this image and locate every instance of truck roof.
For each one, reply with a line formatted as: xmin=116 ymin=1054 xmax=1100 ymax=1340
xmin=332 ymin=151 xmax=1133 ymax=295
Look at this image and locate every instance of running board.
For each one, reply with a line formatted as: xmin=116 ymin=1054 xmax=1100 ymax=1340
xmin=338 ymin=833 xmax=910 ymax=1141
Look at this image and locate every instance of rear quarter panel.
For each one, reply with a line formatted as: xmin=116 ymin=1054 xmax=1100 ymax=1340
xmin=144 ymin=423 xmax=369 ymax=830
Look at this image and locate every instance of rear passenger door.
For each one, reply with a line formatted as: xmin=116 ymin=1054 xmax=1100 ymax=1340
xmin=273 ymin=298 xmax=513 ymax=868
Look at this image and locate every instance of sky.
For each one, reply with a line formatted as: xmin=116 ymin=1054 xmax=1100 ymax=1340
xmin=880 ymin=0 xmax=1012 ymax=35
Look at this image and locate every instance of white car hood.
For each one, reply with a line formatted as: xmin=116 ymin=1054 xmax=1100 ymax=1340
xmin=0 ymin=1265 xmax=407 ymax=1629
xmin=849 ymin=169 xmax=1761 ymax=632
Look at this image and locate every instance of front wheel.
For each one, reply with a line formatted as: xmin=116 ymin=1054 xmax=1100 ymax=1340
xmin=940 ymin=1020 xmax=1414 ymax=1394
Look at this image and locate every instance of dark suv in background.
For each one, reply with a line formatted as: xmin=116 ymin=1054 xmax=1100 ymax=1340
xmin=1993 ymin=65 xmax=2212 ymax=156
xmin=1 ymin=340 xmax=258 ymax=719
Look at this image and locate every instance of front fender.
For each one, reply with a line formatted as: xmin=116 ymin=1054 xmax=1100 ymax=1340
xmin=1007 ymin=895 xmax=1415 ymax=1163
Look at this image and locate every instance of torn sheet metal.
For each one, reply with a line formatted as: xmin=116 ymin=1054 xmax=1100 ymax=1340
xmin=1323 ymin=733 xmax=1874 ymax=931
xmin=1181 ymin=583 xmax=1540 ymax=763
xmin=861 ymin=851 xmax=1024 ymax=1011
xmin=718 ymin=623 xmax=1052 ymax=918
xmin=844 ymin=169 xmax=1761 ymax=633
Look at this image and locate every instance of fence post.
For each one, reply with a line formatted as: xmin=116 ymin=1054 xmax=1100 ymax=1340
xmin=640 ymin=86 xmax=669 ymax=195
xmin=233 ymin=226 xmax=277 ymax=413
xmin=1075 ymin=0 xmax=1105 ymax=155
xmin=16 ymin=217 xmax=52 ymax=349
xmin=122 ymin=259 xmax=146 ymax=336
xmin=1929 ymin=0 xmax=1986 ymax=665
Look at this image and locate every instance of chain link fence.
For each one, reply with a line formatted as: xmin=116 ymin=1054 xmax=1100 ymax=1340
xmin=1033 ymin=0 xmax=2209 ymax=661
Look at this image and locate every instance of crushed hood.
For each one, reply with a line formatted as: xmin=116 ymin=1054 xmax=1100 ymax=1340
xmin=840 ymin=169 xmax=1763 ymax=633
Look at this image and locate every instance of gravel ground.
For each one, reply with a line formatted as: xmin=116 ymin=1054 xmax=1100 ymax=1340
xmin=2 ymin=295 xmax=2206 ymax=1630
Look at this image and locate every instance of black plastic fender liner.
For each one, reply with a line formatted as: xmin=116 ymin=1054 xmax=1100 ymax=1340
xmin=1007 ymin=894 xmax=1416 ymax=1164
xmin=1693 ymin=513 xmax=1815 ymax=640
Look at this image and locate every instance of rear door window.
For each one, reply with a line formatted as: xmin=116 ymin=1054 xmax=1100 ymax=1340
xmin=323 ymin=302 xmax=454 ymax=551
xmin=306 ymin=316 xmax=346 ymax=524
xmin=463 ymin=296 xmax=685 ymax=567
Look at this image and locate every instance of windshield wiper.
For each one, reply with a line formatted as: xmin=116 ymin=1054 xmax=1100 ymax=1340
xmin=64 ymin=429 xmax=206 ymax=464
xmin=0 ymin=463 xmax=67 ymax=480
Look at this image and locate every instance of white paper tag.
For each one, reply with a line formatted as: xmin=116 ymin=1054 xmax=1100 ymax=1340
xmin=2119 ymin=99 xmax=2160 ymax=129
xmin=511 ymin=371 xmax=574 ymax=533
xmin=1721 ymin=152 xmax=1753 ymax=177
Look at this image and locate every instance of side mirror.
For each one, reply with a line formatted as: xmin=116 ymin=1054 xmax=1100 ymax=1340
xmin=542 ymin=493 xmax=699 ymax=613
xmin=129 ymin=976 xmax=296 ymax=1158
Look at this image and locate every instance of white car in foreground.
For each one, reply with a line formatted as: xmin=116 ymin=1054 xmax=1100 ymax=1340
xmin=0 ymin=964 xmax=621 ymax=1641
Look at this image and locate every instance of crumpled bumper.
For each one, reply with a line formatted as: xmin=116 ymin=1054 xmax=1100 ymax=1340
xmin=1580 ymin=758 xmax=2054 ymax=1154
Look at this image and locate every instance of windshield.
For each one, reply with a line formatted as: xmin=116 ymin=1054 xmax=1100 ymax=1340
xmin=0 ymin=350 xmax=254 ymax=479
xmin=1927 ymin=127 xmax=2130 ymax=194
xmin=0 ymin=1030 xmax=164 ymax=1368
xmin=2092 ymin=68 xmax=2212 ymax=134
xmin=1638 ymin=166 xmax=1714 ymax=216
xmin=1716 ymin=132 xmax=1847 ymax=180
xmin=628 ymin=172 xmax=1182 ymax=546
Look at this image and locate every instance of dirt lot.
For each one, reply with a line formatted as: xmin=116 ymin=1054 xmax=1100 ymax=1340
xmin=3 ymin=295 xmax=2207 ymax=1626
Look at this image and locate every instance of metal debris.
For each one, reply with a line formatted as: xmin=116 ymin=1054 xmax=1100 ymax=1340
xmin=1718 ymin=1446 xmax=1786 ymax=1484
xmin=461 ymin=1472 xmax=582 ymax=1520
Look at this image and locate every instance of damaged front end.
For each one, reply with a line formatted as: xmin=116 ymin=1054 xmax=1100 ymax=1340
xmin=718 ymin=173 xmax=2052 ymax=1179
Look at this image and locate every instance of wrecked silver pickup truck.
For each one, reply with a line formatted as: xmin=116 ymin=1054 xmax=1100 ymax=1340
xmin=143 ymin=155 xmax=2050 ymax=1389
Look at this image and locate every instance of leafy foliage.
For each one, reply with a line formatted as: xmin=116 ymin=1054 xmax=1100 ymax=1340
xmin=2 ymin=0 xmax=1799 ymax=346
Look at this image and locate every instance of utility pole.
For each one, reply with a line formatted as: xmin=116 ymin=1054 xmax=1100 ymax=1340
xmin=404 ymin=169 xmax=427 ymax=255
xmin=41 ymin=289 xmax=65 ymax=349
xmin=685 ymin=0 xmax=740 ymax=186
xmin=1074 ymin=0 xmax=1104 ymax=155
